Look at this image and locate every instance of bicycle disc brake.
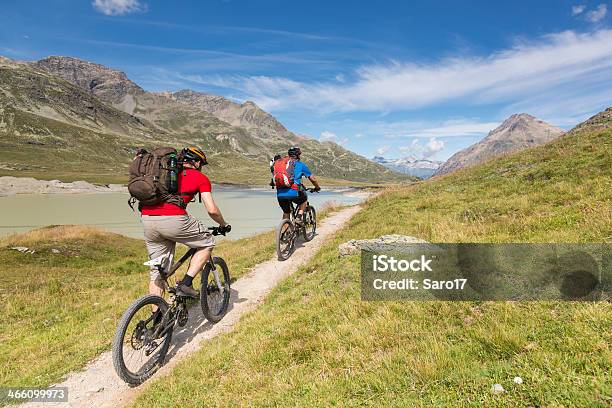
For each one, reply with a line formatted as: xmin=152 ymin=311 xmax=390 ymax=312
xmin=281 ymin=229 xmax=294 ymax=244
xmin=130 ymin=321 xmax=146 ymax=350
xmin=177 ymin=304 xmax=188 ymax=327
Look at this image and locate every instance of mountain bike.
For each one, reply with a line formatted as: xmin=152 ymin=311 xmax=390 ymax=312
xmin=112 ymin=226 xmax=231 ymax=385
xmin=276 ymin=189 xmax=318 ymax=261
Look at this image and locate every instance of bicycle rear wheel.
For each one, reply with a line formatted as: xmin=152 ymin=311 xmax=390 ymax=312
xmin=201 ymin=256 xmax=231 ymax=323
xmin=276 ymin=219 xmax=295 ymax=261
xmin=112 ymin=295 xmax=172 ymax=385
xmin=303 ymin=206 xmax=317 ymax=241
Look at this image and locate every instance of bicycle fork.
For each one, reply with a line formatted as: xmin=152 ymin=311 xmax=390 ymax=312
xmin=209 ymin=259 xmax=224 ymax=291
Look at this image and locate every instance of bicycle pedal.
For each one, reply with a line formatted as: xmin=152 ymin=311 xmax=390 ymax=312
xmin=176 ymin=289 xmax=199 ymax=299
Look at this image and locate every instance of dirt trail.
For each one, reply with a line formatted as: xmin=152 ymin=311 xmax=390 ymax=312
xmin=20 ymin=205 xmax=362 ymax=408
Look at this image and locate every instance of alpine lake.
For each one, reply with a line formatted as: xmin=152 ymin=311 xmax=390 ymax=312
xmin=0 ymin=185 xmax=363 ymax=239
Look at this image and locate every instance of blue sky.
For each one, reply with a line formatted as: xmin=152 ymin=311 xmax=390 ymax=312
xmin=1 ymin=0 xmax=611 ymax=160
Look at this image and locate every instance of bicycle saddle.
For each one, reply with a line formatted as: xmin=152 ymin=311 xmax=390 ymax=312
xmin=144 ymin=253 xmax=169 ymax=267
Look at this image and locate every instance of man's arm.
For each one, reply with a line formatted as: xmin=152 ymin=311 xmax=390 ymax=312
xmin=308 ymin=175 xmax=321 ymax=191
xmin=300 ymin=162 xmax=320 ymax=191
xmin=201 ymin=192 xmax=228 ymax=226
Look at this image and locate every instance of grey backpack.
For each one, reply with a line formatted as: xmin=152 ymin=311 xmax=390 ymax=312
xmin=127 ymin=147 xmax=184 ymax=210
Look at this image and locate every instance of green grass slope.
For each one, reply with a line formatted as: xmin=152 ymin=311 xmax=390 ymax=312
xmin=131 ymin=122 xmax=611 ymax=406
xmin=0 ymin=204 xmax=346 ymax=388
xmin=0 ymin=225 xmax=276 ymax=387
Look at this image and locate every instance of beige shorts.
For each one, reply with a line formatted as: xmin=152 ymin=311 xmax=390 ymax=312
xmin=142 ymin=215 xmax=215 ymax=281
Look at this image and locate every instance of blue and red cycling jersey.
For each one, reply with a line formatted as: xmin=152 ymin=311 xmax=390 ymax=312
xmin=276 ymin=161 xmax=312 ymax=198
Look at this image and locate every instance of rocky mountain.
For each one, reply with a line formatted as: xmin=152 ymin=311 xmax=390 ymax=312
xmin=34 ymin=56 xmax=145 ymax=105
xmin=32 ymin=57 xmax=256 ymax=152
xmin=566 ymin=107 xmax=612 ymax=136
xmin=167 ymin=90 xmax=288 ymax=136
xmin=0 ymin=55 xmax=411 ymax=185
xmin=0 ymin=57 xmax=160 ymax=180
xmin=435 ymin=113 xmax=565 ymax=176
xmin=372 ymin=156 xmax=443 ymax=179
xmin=1 ymin=58 xmax=149 ymax=136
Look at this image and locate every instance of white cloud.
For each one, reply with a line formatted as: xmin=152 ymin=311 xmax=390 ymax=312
xmin=572 ymin=4 xmax=586 ymax=15
xmin=338 ymin=118 xmax=498 ymax=139
xmin=425 ymin=138 xmax=445 ymax=155
xmin=209 ymin=25 xmax=332 ymax=41
xmin=586 ymin=4 xmax=608 ymax=22
xmin=573 ymin=4 xmax=608 ymax=23
xmin=376 ymin=146 xmax=390 ymax=156
xmin=319 ymin=130 xmax=348 ymax=146
xmin=319 ymin=130 xmax=337 ymax=142
xmin=388 ymin=120 xmax=498 ymax=138
xmin=400 ymin=138 xmax=446 ymax=159
xmin=500 ymin=79 xmax=612 ymax=126
xmin=92 ymin=0 xmax=147 ymax=16
xmin=190 ymin=29 xmax=612 ymax=114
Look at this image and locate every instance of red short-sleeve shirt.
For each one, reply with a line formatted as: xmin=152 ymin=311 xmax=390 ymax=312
xmin=141 ymin=169 xmax=212 ymax=216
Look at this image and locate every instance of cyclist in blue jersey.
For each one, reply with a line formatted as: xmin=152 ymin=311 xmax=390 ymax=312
xmin=276 ymin=147 xmax=321 ymax=224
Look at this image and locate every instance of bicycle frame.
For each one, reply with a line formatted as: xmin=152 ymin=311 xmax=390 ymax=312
xmin=289 ymin=202 xmax=299 ymax=222
xmin=288 ymin=187 xmax=318 ymax=223
xmin=146 ymin=248 xmax=224 ymax=339
xmin=114 ymin=227 xmax=231 ymax=382
xmin=289 ymin=198 xmax=310 ymax=220
xmin=156 ymin=248 xmax=224 ymax=300
xmin=155 ymin=248 xmax=211 ymax=279
xmin=160 ymin=247 xmax=197 ymax=281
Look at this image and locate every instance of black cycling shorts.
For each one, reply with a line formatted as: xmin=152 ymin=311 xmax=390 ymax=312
xmin=277 ymin=191 xmax=307 ymax=214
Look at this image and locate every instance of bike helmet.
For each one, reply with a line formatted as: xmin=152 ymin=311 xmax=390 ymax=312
xmin=181 ymin=147 xmax=208 ymax=165
xmin=288 ymin=146 xmax=302 ymax=158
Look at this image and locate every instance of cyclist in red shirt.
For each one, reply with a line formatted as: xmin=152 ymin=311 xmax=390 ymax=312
xmin=141 ymin=147 xmax=230 ymax=298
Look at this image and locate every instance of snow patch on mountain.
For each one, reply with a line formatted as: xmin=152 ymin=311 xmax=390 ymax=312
xmin=372 ymin=156 xmax=443 ymax=179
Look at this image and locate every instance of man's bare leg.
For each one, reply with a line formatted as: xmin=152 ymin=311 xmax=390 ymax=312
xmin=185 ymin=247 xmax=212 ymax=280
xmin=175 ymin=247 xmax=213 ymax=298
xmin=187 ymin=247 xmax=213 ymax=278
xmin=149 ymin=280 xmax=164 ymax=297
xmin=281 ymin=212 xmax=291 ymax=232
xmin=295 ymin=201 xmax=308 ymax=224
xmin=297 ymin=201 xmax=307 ymax=215
xmin=149 ymin=279 xmax=166 ymax=312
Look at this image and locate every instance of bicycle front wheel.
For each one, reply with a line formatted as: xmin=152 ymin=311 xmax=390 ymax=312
xmin=201 ymin=256 xmax=231 ymax=323
xmin=303 ymin=206 xmax=317 ymax=241
xmin=276 ymin=219 xmax=295 ymax=261
xmin=112 ymin=295 xmax=173 ymax=385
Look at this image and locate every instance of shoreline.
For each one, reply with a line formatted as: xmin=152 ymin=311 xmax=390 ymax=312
xmin=0 ymin=176 xmax=126 ymax=196
xmin=0 ymin=176 xmax=373 ymax=197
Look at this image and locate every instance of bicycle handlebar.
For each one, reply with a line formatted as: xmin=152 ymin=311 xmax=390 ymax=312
xmin=208 ymin=225 xmax=232 ymax=236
